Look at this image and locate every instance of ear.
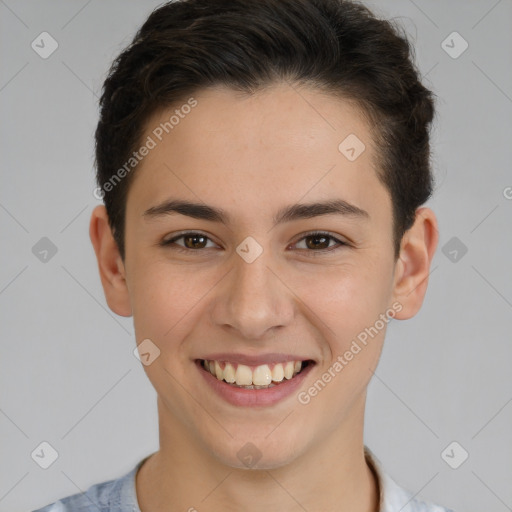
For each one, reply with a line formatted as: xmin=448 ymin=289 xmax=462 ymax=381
xmin=89 ymin=205 xmax=132 ymax=317
xmin=391 ymin=207 xmax=439 ymax=319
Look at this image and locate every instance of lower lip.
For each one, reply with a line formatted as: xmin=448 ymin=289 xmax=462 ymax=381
xmin=195 ymin=360 xmax=315 ymax=407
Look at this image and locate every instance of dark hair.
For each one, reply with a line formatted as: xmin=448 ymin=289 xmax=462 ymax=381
xmin=94 ymin=0 xmax=436 ymax=260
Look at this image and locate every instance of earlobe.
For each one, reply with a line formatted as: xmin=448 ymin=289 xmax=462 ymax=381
xmin=89 ymin=205 xmax=132 ymax=317
xmin=391 ymin=207 xmax=439 ymax=320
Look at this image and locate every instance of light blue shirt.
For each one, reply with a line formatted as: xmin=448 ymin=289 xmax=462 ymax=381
xmin=32 ymin=446 xmax=455 ymax=512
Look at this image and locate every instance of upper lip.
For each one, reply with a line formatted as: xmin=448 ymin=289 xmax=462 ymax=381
xmin=197 ymin=353 xmax=315 ymax=366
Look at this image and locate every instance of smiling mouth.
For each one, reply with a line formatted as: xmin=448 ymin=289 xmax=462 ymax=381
xmin=198 ymin=359 xmax=313 ymax=389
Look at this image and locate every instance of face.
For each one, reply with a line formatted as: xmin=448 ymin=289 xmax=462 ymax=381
xmin=96 ymin=83 xmax=427 ymax=469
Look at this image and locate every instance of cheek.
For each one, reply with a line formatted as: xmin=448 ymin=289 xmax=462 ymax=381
xmin=294 ymin=258 xmax=393 ymax=339
xmin=294 ymin=265 xmax=392 ymax=419
xmin=130 ymin=264 xmax=204 ymax=338
xmin=299 ymin=258 xmax=393 ymax=399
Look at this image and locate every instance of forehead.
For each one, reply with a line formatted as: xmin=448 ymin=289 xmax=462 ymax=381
xmin=126 ymin=83 xmax=390 ymax=228
xmin=162 ymin=83 xmax=374 ymax=161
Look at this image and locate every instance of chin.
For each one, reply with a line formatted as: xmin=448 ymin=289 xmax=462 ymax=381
xmin=208 ymin=430 xmax=307 ymax=471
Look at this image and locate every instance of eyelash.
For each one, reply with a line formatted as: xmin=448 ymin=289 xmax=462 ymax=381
xmin=160 ymin=230 xmax=348 ymax=255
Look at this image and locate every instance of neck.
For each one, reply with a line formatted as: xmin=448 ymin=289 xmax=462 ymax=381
xmin=136 ymin=396 xmax=378 ymax=512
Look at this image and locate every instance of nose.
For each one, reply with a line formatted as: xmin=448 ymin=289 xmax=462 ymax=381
xmin=210 ymin=249 xmax=295 ymax=340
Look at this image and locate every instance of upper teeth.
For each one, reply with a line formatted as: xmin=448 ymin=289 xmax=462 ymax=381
xmin=203 ymin=360 xmax=303 ymax=386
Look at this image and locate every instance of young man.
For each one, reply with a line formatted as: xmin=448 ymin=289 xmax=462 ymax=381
xmin=34 ymin=0 xmax=454 ymax=510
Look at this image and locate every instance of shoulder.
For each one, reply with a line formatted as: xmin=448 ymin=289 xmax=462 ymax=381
xmin=31 ymin=462 xmax=140 ymax=512
xmin=364 ymin=446 xmax=456 ymax=512
xmin=380 ymin=470 xmax=455 ymax=512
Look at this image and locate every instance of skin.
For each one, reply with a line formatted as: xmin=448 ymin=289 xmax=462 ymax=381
xmin=90 ymin=82 xmax=438 ymax=512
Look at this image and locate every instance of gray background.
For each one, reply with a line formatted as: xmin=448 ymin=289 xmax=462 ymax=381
xmin=1 ymin=1 xmax=511 ymax=511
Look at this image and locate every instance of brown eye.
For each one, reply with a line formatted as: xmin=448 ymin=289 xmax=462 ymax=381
xmin=161 ymin=232 xmax=218 ymax=252
xmin=161 ymin=230 xmax=347 ymax=255
xmin=182 ymin=233 xmax=208 ymax=249
xmin=293 ymin=231 xmax=347 ymax=254
xmin=305 ymin=234 xmax=330 ymax=250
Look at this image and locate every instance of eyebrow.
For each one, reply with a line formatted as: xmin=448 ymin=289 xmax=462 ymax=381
xmin=143 ymin=198 xmax=370 ymax=226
